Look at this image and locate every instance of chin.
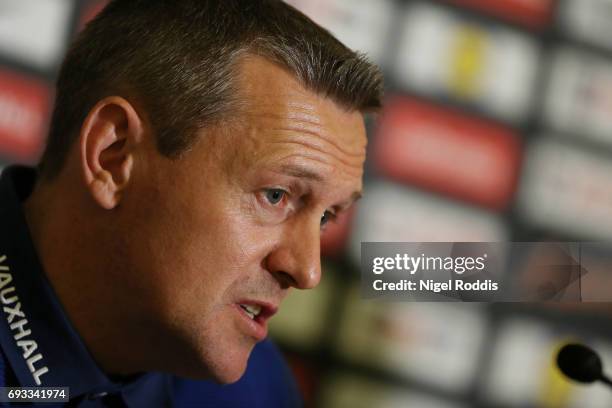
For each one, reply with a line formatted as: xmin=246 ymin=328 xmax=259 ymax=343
xmin=206 ymin=349 xmax=251 ymax=384
xmin=211 ymin=361 xmax=249 ymax=384
xmin=168 ymin=307 xmax=258 ymax=383
xmin=178 ymin=338 xmax=253 ymax=384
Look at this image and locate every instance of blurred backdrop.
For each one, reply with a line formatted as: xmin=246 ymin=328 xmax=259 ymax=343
xmin=2 ymin=0 xmax=612 ymax=407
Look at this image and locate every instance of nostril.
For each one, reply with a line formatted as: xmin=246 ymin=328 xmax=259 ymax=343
xmin=272 ymin=271 xmax=297 ymax=289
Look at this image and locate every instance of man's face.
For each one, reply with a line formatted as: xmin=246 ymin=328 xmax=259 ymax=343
xmin=120 ymin=56 xmax=367 ymax=382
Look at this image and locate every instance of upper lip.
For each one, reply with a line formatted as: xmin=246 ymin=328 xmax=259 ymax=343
xmin=237 ymin=299 xmax=278 ymax=322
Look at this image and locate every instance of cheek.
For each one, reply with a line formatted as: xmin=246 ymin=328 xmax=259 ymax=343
xmin=130 ymin=173 xmax=282 ymax=311
xmin=213 ymin=195 xmax=283 ymax=264
xmin=170 ymin=205 xmax=277 ymax=301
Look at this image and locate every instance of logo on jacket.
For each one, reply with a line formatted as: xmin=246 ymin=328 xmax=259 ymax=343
xmin=0 ymin=255 xmax=49 ymax=385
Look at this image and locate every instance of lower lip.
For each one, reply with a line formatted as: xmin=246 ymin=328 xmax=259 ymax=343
xmin=233 ymin=304 xmax=268 ymax=340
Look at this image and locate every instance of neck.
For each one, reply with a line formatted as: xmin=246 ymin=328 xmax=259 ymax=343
xmin=21 ymin=184 xmax=168 ymax=377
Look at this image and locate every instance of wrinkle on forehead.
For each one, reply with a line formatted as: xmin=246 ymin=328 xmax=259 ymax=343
xmin=264 ymin=140 xmax=364 ymax=178
xmin=236 ymin=110 xmax=366 ymax=183
xmin=235 ymin=58 xmax=365 ymax=155
xmin=273 ymin=109 xmax=366 ymax=156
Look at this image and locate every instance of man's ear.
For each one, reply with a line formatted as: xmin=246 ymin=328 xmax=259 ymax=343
xmin=80 ymin=96 xmax=145 ymax=210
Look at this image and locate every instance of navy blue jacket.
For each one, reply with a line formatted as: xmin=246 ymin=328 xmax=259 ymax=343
xmin=0 ymin=165 xmax=302 ymax=407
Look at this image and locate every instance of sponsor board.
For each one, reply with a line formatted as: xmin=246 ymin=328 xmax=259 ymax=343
xmin=349 ymin=181 xmax=508 ymax=266
xmin=374 ymin=97 xmax=522 ymax=210
xmin=545 ymin=48 xmax=612 ymax=146
xmin=517 ymin=137 xmax=612 ymax=240
xmin=337 ymin=289 xmax=486 ymax=393
xmin=321 ymin=372 xmax=466 ymax=408
xmin=394 ymin=2 xmax=539 ymax=123
xmin=518 ymin=138 xmax=612 ymax=240
xmin=484 ymin=319 xmax=612 ymax=408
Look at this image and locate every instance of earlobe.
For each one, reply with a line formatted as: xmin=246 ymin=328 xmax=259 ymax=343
xmin=90 ymin=172 xmax=115 ymax=210
xmin=79 ymin=96 xmax=144 ymax=210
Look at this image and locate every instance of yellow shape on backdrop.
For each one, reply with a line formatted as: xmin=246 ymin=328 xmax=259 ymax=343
xmin=448 ymin=25 xmax=487 ymax=99
xmin=538 ymin=340 xmax=577 ymax=408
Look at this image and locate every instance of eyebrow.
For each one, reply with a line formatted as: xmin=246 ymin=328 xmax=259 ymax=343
xmin=278 ymin=164 xmax=325 ymax=182
xmin=278 ymin=163 xmax=363 ymax=208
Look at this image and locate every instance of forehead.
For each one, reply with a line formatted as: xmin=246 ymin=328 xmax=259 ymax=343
xmin=227 ymin=55 xmax=367 ymax=182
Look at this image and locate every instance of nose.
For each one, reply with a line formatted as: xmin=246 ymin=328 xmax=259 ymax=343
xmin=265 ymin=215 xmax=322 ymax=290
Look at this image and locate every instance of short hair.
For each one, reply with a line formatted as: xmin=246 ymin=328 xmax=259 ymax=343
xmin=38 ymin=0 xmax=384 ymax=180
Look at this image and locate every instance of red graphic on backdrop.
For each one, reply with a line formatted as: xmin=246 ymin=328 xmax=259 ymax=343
xmin=0 ymin=70 xmax=51 ymax=163
xmin=445 ymin=0 xmax=554 ymax=29
xmin=374 ymin=97 xmax=522 ymax=210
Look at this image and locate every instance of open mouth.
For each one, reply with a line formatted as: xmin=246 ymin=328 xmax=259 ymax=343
xmin=234 ymin=301 xmax=278 ymax=340
xmin=235 ymin=300 xmax=278 ymax=324
xmin=239 ymin=303 xmax=262 ymax=320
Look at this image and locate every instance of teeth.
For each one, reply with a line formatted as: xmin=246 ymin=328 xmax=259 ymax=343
xmin=239 ymin=304 xmax=262 ymax=319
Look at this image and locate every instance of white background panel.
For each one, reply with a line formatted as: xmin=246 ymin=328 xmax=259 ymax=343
xmin=0 ymin=0 xmax=72 ymax=70
xmin=545 ymin=48 xmax=612 ymax=145
xmin=336 ymin=288 xmax=486 ymax=393
xmin=285 ymin=0 xmax=396 ymax=67
xmin=559 ymin=0 xmax=612 ymax=51
xmin=321 ymin=373 xmax=466 ymax=408
xmin=518 ymin=138 xmax=612 ymax=240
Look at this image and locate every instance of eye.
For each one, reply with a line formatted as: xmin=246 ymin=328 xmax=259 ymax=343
xmin=265 ymin=189 xmax=286 ymax=205
xmin=320 ymin=210 xmax=336 ymax=227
